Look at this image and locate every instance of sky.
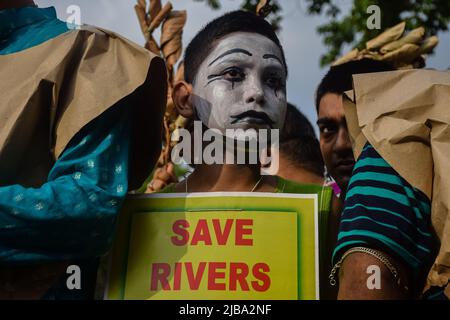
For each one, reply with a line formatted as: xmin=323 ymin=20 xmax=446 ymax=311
xmin=35 ymin=0 xmax=450 ymax=133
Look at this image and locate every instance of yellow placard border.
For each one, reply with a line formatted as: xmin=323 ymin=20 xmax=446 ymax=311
xmin=105 ymin=192 xmax=319 ymax=300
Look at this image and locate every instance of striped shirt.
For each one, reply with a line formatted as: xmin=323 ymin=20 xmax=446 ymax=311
xmin=333 ymin=143 xmax=436 ymax=284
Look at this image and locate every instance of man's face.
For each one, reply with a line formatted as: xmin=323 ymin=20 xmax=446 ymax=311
xmin=317 ymin=93 xmax=355 ymax=194
xmin=191 ymin=32 xmax=287 ymax=136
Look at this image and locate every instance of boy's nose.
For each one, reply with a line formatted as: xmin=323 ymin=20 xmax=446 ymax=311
xmin=244 ymin=78 xmax=265 ymax=105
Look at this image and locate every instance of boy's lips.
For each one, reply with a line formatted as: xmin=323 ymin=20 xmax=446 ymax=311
xmin=230 ymin=110 xmax=275 ymax=127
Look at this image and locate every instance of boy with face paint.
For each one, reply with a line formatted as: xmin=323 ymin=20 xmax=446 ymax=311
xmin=172 ymin=10 xmax=289 ymax=192
xmin=170 ymin=11 xmax=336 ymax=298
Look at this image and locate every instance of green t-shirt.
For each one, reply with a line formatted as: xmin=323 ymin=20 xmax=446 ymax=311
xmin=160 ymin=176 xmax=332 ymax=218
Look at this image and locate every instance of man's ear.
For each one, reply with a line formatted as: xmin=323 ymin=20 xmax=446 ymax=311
xmin=172 ymin=81 xmax=195 ymax=118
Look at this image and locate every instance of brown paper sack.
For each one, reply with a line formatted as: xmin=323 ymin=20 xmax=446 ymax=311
xmin=343 ymin=69 xmax=450 ymax=295
xmin=0 ymin=26 xmax=167 ymax=299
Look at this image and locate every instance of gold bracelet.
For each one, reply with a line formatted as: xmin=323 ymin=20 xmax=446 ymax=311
xmin=329 ymin=246 xmax=409 ymax=292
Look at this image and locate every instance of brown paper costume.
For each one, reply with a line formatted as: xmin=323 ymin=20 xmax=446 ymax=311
xmin=0 ymin=26 xmax=167 ymax=298
xmin=343 ymin=69 xmax=450 ymax=295
xmin=0 ymin=25 xmax=167 ymax=189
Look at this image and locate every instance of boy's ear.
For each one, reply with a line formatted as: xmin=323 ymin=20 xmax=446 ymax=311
xmin=172 ymin=81 xmax=195 ymax=118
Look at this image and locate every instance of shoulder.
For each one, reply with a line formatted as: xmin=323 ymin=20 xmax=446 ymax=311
xmin=276 ymin=177 xmax=334 ymax=213
xmin=70 ymin=25 xmax=158 ymax=62
xmin=276 ymin=176 xmax=331 ymax=194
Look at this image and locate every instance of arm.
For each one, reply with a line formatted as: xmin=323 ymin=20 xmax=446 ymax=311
xmin=0 ymin=106 xmax=130 ymax=263
xmin=337 ymin=251 xmax=409 ymax=299
xmin=332 ymin=143 xmax=435 ymax=299
xmin=146 ymin=162 xmax=178 ymax=193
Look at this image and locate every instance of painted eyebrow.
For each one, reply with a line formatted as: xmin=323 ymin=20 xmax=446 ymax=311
xmin=208 ymin=48 xmax=252 ymax=67
xmin=263 ymin=54 xmax=283 ymax=66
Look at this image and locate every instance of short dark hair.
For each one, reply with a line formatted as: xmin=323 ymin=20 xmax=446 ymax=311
xmin=280 ymin=103 xmax=324 ymax=177
xmin=315 ymin=58 xmax=396 ymax=113
xmin=184 ymin=10 xmax=287 ymax=84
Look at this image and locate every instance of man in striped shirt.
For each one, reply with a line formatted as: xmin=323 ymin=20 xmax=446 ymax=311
xmin=315 ymin=59 xmax=439 ymax=299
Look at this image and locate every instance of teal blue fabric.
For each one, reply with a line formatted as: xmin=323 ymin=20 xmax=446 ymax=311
xmin=0 ymin=6 xmax=70 ymax=54
xmin=0 ymin=6 xmax=132 ymax=299
xmin=0 ymin=104 xmax=130 ymax=263
xmin=333 ymin=143 xmax=436 ymax=295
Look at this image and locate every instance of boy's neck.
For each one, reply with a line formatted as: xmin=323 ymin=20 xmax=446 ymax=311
xmin=181 ymin=163 xmax=277 ymax=193
xmin=173 ymin=128 xmax=279 ymax=192
xmin=196 ymin=163 xmax=260 ymax=191
xmin=0 ymin=0 xmax=35 ymax=10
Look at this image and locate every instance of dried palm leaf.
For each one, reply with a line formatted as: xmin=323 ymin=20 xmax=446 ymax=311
xmin=148 ymin=2 xmax=172 ymax=34
xmin=380 ymin=27 xmax=425 ymax=53
xmin=334 ymin=22 xmax=438 ymax=70
xmin=381 ymin=43 xmax=421 ymax=64
xmin=366 ymin=21 xmax=406 ymax=50
xmin=161 ymin=10 xmax=187 ymax=70
xmin=149 ymin=0 xmax=162 ymax=23
xmin=256 ymin=0 xmax=272 ymax=17
xmin=420 ymin=35 xmax=439 ymax=54
xmin=332 ymin=48 xmax=359 ymax=66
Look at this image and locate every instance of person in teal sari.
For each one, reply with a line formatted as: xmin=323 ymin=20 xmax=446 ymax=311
xmin=0 ymin=1 xmax=166 ymax=299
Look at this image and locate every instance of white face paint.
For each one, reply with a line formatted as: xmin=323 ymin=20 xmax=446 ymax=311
xmin=191 ymin=32 xmax=287 ymax=136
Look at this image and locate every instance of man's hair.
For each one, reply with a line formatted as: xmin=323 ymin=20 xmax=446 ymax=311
xmin=315 ymin=58 xmax=396 ymax=112
xmin=184 ymin=10 xmax=287 ymax=84
xmin=280 ymin=103 xmax=324 ymax=177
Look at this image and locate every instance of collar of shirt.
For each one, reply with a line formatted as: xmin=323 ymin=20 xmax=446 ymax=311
xmin=0 ymin=6 xmax=57 ymax=39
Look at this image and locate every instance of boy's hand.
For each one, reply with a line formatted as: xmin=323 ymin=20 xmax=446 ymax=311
xmin=146 ymin=162 xmax=178 ymax=192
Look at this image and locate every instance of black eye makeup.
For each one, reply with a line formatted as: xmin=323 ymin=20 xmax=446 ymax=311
xmin=206 ymin=66 xmax=246 ymax=89
xmin=265 ymin=71 xmax=285 ymax=97
xmin=266 ymin=73 xmax=284 ymax=88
